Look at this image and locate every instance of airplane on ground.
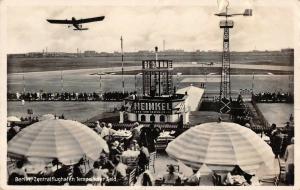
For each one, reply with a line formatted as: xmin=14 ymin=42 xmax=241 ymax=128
xmin=47 ymin=16 xmax=105 ymax=31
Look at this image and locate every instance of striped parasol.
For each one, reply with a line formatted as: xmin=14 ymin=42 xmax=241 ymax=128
xmin=8 ymin=119 xmax=109 ymax=165
xmin=166 ymin=122 xmax=274 ymax=172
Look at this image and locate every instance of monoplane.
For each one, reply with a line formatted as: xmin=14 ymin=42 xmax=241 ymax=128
xmin=47 ymin=16 xmax=105 ymax=30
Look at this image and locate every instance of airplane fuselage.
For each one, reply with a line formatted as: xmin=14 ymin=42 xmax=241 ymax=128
xmin=71 ymin=17 xmax=88 ymax=30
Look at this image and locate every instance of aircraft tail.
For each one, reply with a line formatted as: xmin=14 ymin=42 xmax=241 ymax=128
xmin=243 ymin=9 xmax=252 ymax=16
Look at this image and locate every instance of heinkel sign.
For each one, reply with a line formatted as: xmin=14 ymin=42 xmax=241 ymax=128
xmin=132 ymin=101 xmax=172 ymax=114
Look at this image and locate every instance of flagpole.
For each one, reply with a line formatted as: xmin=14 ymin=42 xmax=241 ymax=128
xmin=22 ymin=70 xmax=25 ymax=94
xmin=61 ymin=70 xmax=63 ymax=93
xmin=121 ymin=36 xmax=125 ymax=94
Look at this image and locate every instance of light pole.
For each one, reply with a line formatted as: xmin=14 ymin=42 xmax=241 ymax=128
xmin=60 ymin=70 xmax=63 ymax=93
xmin=121 ymin=36 xmax=125 ymax=94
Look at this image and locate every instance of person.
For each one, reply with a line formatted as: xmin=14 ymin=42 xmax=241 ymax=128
xmin=284 ymin=137 xmax=294 ymax=185
xmin=186 ymin=169 xmax=201 ymax=186
xmin=99 ymin=153 xmax=115 ymax=178
xmin=114 ymin=155 xmax=128 ymax=185
xmin=285 ymin=122 xmax=291 ymax=128
xmin=85 ymin=161 xmax=109 ymax=186
xmin=124 ymin=122 xmax=142 ymax=150
xmin=8 ymin=160 xmax=28 ymax=185
xmin=289 ymin=114 xmax=294 ymax=123
xmin=135 ymin=170 xmax=154 ymax=186
xmin=270 ymin=123 xmax=277 ymax=136
xmin=7 ymin=126 xmax=19 ymax=142
xmin=131 ymin=122 xmax=142 ymax=141
xmin=271 ymin=129 xmax=284 ymax=158
xmin=94 ymin=121 xmax=102 ymax=134
xmin=137 ymin=143 xmax=150 ymax=173
xmin=129 ymin=139 xmax=140 ymax=151
xmin=109 ymin=141 xmax=122 ymax=164
xmin=39 ymin=163 xmax=54 ymax=177
xmin=52 ymin=159 xmax=72 ymax=185
xmin=37 ymin=163 xmax=54 ymax=185
xmin=70 ymin=158 xmax=86 ymax=185
xmin=162 ymin=165 xmax=181 ymax=186
xmin=140 ymin=123 xmax=159 ymax=153
xmin=101 ymin=123 xmax=117 ymax=140
xmin=101 ymin=122 xmax=109 ymax=138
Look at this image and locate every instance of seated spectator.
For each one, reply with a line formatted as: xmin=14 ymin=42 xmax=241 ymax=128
xmin=99 ymin=153 xmax=115 ymax=177
xmin=129 ymin=140 xmax=140 ymax=151
xmin=162 ymin=165 xmax=181 ymax=186
xmin=186 ymin=169 xmax=201 ymax=186
xmin=225 ymin=165 xmax=253 ymax=185
xmin=70 ymin=158 xmax=86 ymax=185
xmin=51 ymin=159 xmax=72 ymax=185
xmin=109 ymin=141 xmax=122 ymax=164
xmin=135 ymin=170 xmax=154 ymax=186
xmin=39 ymin=163 xmax=54 ymax=177
xmin=85 ymin=161 xmax=108 ymax=186
xmin=8 ymin=160 xmax=28 ymax=185
xmin=114 ymin=155 xmax=128 ymax=185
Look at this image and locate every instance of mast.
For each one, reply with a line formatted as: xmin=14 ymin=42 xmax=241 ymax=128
xmin=121 ymin=36 xmax=125 ymax=94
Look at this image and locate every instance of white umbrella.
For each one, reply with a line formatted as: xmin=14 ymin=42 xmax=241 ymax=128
xmin=166 ymin=122 xmax=274 ymax=172
xmin=39 ymin=114 xmax=55 ymax=121
xmin=8 ymin=119 xmax=109 ymax=165
xmin=7 ymin=116 xmax=21 ymax=122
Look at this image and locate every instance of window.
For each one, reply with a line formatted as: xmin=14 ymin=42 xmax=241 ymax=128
xmin=150 ymin=114 xmax=155 ymax=122
xmin=160 ymin=115 xmax=165 ymax=122
xmin=141 ymin=115 xmax=146 ymax=122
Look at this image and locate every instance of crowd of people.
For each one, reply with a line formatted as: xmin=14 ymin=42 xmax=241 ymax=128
xmin=268 ymin=123 xmax=294 ymax=185
xmin=7 ymin=117 xmax=295 ymax=186
xmin=252 ymin=92 xmax=293 ymax=103
xmin=7 ymin=91 xmax=133 ymax=102
xmin=7 ymin=121 xmax=162 ymax=186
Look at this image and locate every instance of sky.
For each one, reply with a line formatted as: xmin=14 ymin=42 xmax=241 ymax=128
xmin=6 ymin=2 xmax=295 ymax=53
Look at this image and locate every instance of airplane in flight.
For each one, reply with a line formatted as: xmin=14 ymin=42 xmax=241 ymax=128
xmin=215 ymin=9 xmax=252 ymax=17
xmin=47 ymin=16 xmax=105 ymax=31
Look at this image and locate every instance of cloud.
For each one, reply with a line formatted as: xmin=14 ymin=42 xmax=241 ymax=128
xmin=7 ymin=4 xmax=294 ymax=53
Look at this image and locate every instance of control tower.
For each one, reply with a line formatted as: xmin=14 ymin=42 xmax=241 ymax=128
xmin=142 ymin=59 xmax=174 ymax=97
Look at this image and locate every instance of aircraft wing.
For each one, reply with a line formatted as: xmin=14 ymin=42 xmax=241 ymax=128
xmin=75 ymin=16 xmax=105 ymax=24
xmin=47 ymin=19 xmax=74 ymax=24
